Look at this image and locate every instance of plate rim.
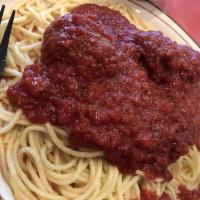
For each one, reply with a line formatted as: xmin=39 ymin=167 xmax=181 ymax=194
xmin=128 ymin=0 xmax=200 ymax=51
xmin=2 ymin=0 xmax=200 ymax=50
xmin=0 ymin=1 xmax=200 ymax=200
xmin=146 ymin=0 xmax=200 ymax=48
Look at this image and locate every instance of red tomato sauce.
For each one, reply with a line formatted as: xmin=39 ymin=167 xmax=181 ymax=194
xmin=132 ymin=188 xmax=170 ymax=200
xmin=7 ymin=4 xmax=200 ymax=180
xmin=179 ymin=186 xmax=200 ymax=200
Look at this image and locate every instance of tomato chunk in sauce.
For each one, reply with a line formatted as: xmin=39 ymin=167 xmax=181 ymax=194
xmin=7 ymin=4 xmax=200 ymax=180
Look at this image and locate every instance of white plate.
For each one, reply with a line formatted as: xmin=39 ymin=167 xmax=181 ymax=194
xmin=0 ymin=0 xmax=199 ymax=200
xmin=1 ymin=0 xmax=199 ymax=51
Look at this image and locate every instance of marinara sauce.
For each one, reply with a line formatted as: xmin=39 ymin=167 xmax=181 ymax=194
xmin=7 ymin=4 xmax=200 ymax=180
xmin=134 ymin=188 xmax=170 ymax=200
xmin=179 ymin=186 xmax=200 ymax=200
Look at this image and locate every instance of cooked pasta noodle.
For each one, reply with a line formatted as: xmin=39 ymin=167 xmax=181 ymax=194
xmin=0 ymin=0 xmax=200 ymax=200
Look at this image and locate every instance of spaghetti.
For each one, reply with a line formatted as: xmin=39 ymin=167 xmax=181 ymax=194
xmin=0 ymin=0 xmax=200 ymax=200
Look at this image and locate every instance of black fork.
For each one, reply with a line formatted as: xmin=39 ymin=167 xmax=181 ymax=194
xmin=0 ymin=5 xmax=15 ymax=79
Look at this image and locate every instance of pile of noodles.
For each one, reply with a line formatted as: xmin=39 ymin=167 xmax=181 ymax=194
xmin=0 ymin=0 xmax=200 ymax=200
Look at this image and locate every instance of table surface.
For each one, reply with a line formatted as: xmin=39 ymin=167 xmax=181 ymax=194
xmin=152 ymin=0 xmax=200 ymax=46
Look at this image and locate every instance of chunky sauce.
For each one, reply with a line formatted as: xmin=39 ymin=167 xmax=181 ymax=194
xmin=7 ymin=4 xmax=200 ymax=180
xmin=179 ymin=186 xmax=200 ymax=200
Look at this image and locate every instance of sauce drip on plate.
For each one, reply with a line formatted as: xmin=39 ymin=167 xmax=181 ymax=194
xmin=7 ymin=4 xmax=200 ymax=180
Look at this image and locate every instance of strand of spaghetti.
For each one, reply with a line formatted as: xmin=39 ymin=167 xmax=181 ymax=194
xmin=120 ymin=175 xmax=133 ymax=192
xmin=0 ymin=113 xmax=30 ymax=126
xmin=8 ymin=0 xmax=29 ymax=11
xmin=8 ymin=131 xmax=41 ymax=200
xmin=0 ymin=135 xmax=10 ymax=182
xmin=45 ymin=122 xmax=103 ymax=157
xmin=12 ymin=43 xmax=28 ymax=67
xmin=0 ymin=93 xmax=6 ymax=99
xmin=121 ymin=175 xmax=141 ymax=194
xmin=0 ymin=1 xmax=200 ymax=200
xmin=27 ymin=132 xmax=59 ymax=193
xmin=57 ymin=169 xmax=91 ymax=192
xmin=26 ymin=161 xmax=48 ymax=192
xmin=0 ymin=135 xmax=15 ymax=200
xmin=20 ymin=42 xmax=42 ymax=51
xmin=155 ymin=182 xmax=166 ymax=197
xmin=58 ymin=186 xmax=81 ymax=199
xmin=56 ymin=163 xmax=93 ymax=199
xmin=59 ymin=160 xmax=95 ymax=194
xmin=18 ymin=147 xmax=57 ymax=193
xmin=19 ymin=125 xmax=68 ymax=148
xmin=17 ymin=139 xmax=31 ymax=171
xmin=14 ymin=144 xmax=48 ymax=200
xmin=52 ymin=126 xmax=68 ymax=137
xmin=0 ymin=110 xmax=30 ymax=125
xmin=124 ymin=190 xmax=130 ymax=200
xmin=40 ymin=145 xmax=78 ymax=170
xmin=123 ymin=183 xmax=134 ymax=200
xmin=12 ymin=140 xmax=66 ymax=200
xmin=4 ymin=68 xmax=22 ymax=77
xmin=35 ymin=0 xmax=44 ymax=8
xmin=18 ymin=8 xmax=32 ymax=18
xmin=46 ymin=13 xmax=55 ymax=21
xmin=0 ymin=106 xmax=20 ymax=117
xmin=6 ymin=130 xmax=18 ymax=177
xmin=45 ymin=159 xmax=88 ymax=185
xmin=27 ymin=5 xmax=46 ymax=25
xmin=88 ymin=180 xmax=101 ymax=200
xmin=28 ymin=131 xmax=43 ymax=153
xmin=166 ymin=184 xmax=178 ymax=200
xmin=24 ymin=52 xmax=34 ymax=64
xmin=116 ymin=174 xmax=123 ymax=200
xmin=43 ymin=1 xmax=73 ymax=14
xmin=96 ymin=167 xmax=119 ymax=200
xmin=0 ymin=110 xmax=22 ymax=134
xmin=133 ymin=182 xmax=140 ymax=200
xmin=7 ymin=50 xmax=17 ymax=68
xmin=75 ymin=159 xmax=102 ymax=200
xmin=0 ymin=16 xmax=28 ymax=27
xmin=75 ymin=172 xmax=89 ymax=183
xmin=15 ymin=25 xmax=43 ymax=39
xmin=40 ymin=12 xmax=51 ymax=27
xmin=4 ymin=135 xmax=22 ymax=200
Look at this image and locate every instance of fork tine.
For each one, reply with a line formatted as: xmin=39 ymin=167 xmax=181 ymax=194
xmin=0 ymin=5 xmax=5 ymax=25
xmin=0 ymin=10 xmax=15 ymax=78
xmin=0 ymin=10 xmax=15 ymax=50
